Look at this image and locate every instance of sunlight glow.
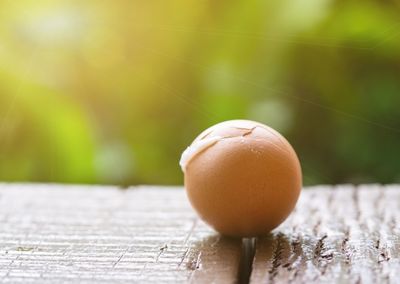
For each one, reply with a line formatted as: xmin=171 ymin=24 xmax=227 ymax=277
xmin=20 ymin=8 xmax=85 ymax=44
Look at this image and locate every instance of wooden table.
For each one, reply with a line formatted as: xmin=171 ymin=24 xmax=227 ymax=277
xmin=0 ymin=184 xmax=398 ymax=283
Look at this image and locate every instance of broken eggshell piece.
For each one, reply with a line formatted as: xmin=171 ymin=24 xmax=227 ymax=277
xmin=179 ymin=136 xmax=222 ymax=172
xmin=180 ymin=120 xmax=302 ymax=237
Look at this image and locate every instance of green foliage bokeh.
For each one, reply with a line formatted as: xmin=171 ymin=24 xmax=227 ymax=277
xmin=1 ymin=0 xmax=399 ymax=185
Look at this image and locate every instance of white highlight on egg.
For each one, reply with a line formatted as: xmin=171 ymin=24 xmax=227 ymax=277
xmin=180 ymin=136 xmax=223 ymax=172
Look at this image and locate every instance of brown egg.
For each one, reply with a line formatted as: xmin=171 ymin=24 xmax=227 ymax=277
xmin=180 ymin=120 xmax=302 ymax=237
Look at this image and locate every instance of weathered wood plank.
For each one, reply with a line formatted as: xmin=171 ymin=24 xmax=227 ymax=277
xmin=0 ymin=184 xmax=241 ymax=283
xmin=250 ymin=185 xmax=400 ymax=284
xmin=1 ymin=184 xmax=399 ymax=283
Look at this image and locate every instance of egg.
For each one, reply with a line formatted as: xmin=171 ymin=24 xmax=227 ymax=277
xmin=180 ymin=120 xmax=302 ymax=237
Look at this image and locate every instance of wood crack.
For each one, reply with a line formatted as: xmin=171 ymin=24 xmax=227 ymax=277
xmin=238 ymin=238 xmax=256 ymax=284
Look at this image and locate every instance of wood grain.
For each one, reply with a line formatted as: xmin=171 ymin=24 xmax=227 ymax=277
xmin=0 ymin=184 xmax=241 ymax=283
xmin=1 ymin=184 xmax=399 ymax=283
xmin=250 ymin=185 xmax=400 ymax=284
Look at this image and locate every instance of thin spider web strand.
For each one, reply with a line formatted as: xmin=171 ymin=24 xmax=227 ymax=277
xmin=148 ymin=80 xmax=221 ymax=121
xmin=142 ymin=46 xmax=400 ymax=135
xmin=135 ymin=22 xmax=400 ymax=50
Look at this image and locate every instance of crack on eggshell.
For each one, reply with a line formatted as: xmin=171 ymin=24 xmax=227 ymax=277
xmin=180 ymin=127 xmax=259 ymax=172
xmin=241 ymin=126 xmax=257 ymax=137
xmin=180 ymin=125 xmax=289 ymax=172
xmin=180 ymin=136 xmax=222 ymax=172
xmin=232 ymin=126 xmax=254 ymax=130
xmin=253 ymin=125 xmax=289 ymax=148
xmin=201 ymin=126 xmax=257 ymax=140
xmin=244 ymin=125 xmax=291 ymax=154
xmin=198 ymin=129 xmax=214 ymax=141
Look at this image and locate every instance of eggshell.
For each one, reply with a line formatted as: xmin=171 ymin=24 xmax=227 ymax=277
xmin=180 ymin=120 xmax=302 ymax=237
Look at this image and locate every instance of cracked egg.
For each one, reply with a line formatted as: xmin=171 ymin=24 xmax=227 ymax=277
xmin=180 ymin=120 xmax=302 ymax=237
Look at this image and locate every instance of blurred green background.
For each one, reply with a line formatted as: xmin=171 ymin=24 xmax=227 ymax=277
xmin=1 ymin=0 xmax=399 ymax=186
